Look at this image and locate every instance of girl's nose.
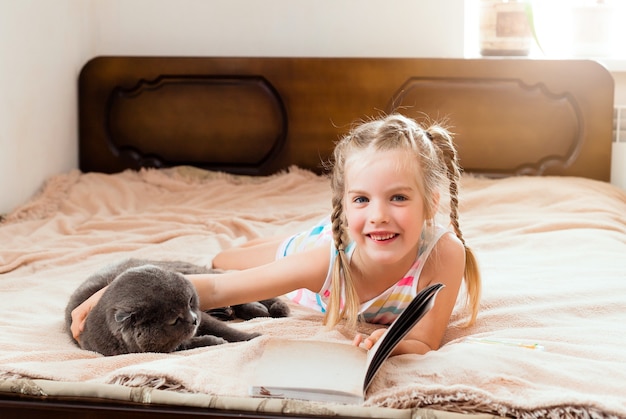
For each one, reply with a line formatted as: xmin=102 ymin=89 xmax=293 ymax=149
xmin=369 ymin=201 xmax=389 ymax=224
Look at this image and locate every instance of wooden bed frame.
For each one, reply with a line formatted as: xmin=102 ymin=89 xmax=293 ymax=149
xmin=78 ymin=56 xmax=613 ymax=180
xmin=0 ymin=56 xmax=615 ymax=419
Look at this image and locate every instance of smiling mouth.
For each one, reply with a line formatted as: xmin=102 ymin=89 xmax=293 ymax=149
xmin=368 ymin=233 xmax=397 ymax=241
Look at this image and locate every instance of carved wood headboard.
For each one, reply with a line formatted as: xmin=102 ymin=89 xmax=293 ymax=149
xmin=79 ymin=57 xmax=614 ymax=180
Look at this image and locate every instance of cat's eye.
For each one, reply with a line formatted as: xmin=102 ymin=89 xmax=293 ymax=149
xmin=169 ymin=317 xmax=180 ymax=326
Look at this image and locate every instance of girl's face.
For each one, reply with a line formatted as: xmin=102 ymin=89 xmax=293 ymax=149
xmin=344 ymin=148 xmax=427 ymax=268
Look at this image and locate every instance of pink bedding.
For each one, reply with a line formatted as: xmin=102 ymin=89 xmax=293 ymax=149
xmin=1 ymin=166 xmax=625 ymax=418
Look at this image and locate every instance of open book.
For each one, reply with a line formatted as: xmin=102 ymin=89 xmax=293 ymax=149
xmin=249 ymin=283 xmax=444 ymax=404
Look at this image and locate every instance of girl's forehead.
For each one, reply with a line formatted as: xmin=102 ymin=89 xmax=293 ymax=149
xmin=345 ymin=149 xmax=423 ymax=187
xmin=346 ymin=148 xmax=417 ymax=172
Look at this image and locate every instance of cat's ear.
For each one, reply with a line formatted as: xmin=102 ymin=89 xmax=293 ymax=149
xmin=114 ymin=310 xmax=133 ymax=323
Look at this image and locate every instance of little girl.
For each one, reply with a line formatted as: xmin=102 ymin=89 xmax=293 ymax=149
xmin=71 ymin=114 xmax=481 ymax=355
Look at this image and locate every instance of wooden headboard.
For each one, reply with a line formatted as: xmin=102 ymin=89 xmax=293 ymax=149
xmin=79 ymin=57 xmax=614 ymax=180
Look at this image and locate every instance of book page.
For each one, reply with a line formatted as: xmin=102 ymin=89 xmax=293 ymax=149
xmin=251 ymin=339 xmax=367 ymax=402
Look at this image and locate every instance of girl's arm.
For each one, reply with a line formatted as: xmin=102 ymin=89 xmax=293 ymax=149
xmin=190 ymin=244 xmax=330 ymax=310
xmin=354 ymin=232 xmax=466 ymax=355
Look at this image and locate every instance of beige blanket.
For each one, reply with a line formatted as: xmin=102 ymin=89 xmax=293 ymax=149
xmin=1 ymin=166 xmax=625 ymax=418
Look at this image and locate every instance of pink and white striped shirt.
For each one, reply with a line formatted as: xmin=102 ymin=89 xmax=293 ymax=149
xmin=276 ymin=217 xmax=449 ymax=325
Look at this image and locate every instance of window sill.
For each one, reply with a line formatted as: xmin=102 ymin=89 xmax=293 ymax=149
xmin=463 ymin=54 xmax=626 ymax=73
xmin=595 ymin=58 xmax=626 ymax=73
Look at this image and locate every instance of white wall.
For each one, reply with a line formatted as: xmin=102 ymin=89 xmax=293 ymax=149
xmin=0 ymin=0 xmax=94 ymax=215
xmin=0 ymin=0 xmax=464 ymax=215
xmin=92 ymin=0 xmax=465 ymax=57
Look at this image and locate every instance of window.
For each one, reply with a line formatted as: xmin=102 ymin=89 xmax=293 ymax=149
xmin=464 ymin=0 xmax=626 ymax=69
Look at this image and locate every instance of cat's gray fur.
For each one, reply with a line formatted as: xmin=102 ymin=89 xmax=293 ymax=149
xmin=65 ymin=258 xmax=290 ymax=356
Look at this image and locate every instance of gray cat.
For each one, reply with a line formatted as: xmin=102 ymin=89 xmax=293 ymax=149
xmin=65 ymin=258 xmax=290 ymax=356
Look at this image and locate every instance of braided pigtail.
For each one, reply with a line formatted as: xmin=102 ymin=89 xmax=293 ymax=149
xmin=324 ymin=134 xmax=362 ymax=330
xmin=427 ymin=126 xmax=482 ymax=326
xmin=325 ymin=196 xmax=360 ymax=329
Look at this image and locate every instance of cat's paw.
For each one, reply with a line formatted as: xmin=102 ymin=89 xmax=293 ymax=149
xmin=205 ymin=306 xmax=236 ymax=321
xmin=230 ymin=299 xmax=290 ymax=320
xmin=178 ymin=335 xmax=228 ymax=350
xmin=232 ymin=302 xmax=270 ymax=320
xmin=264 ymin=299 xmax=290 ymax=318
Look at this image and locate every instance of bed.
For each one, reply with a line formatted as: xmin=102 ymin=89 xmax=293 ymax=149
xmin=1 ymin=57 xmax=624 ymax=419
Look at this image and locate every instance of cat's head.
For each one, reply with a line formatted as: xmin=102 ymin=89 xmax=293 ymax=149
xmin=103 ymin=264 xmax=201 ymax=353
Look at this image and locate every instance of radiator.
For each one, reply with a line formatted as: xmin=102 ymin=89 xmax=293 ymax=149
xmin=612 ymin=106 xmax=626 ymax=190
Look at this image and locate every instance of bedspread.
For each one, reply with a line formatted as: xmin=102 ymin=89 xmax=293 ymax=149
xmin=1 ymin=166 xmax=625 ymax=418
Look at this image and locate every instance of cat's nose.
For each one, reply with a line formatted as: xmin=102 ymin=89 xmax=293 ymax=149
xmin=190 ymin=311 xmax=198 ymax=326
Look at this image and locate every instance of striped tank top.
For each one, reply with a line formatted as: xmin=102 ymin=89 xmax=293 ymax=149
xmin=276 ymin=217 xmax=449 ymax=325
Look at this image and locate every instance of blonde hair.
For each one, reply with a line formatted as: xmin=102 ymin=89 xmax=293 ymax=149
xmin=325 ymin=114 xmax=481 ymax=329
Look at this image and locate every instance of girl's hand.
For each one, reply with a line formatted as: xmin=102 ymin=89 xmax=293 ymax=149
xmin=352 ymin=329 xmax=386 ymax=350
xmin=353 ymin=328 xmax=433 ymax=355
xmin=70 ymin=286 xmax=107 ymax=342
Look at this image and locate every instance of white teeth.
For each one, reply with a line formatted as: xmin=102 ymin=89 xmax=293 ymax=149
xmin=370 ymin=233 xmax=395 ymax=241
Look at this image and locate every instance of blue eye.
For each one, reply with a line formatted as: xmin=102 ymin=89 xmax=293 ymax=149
xmin=353 ymin=196 xmax=369 ymax=204
xmin=391 ymin=195 xmax=408 ymax=202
